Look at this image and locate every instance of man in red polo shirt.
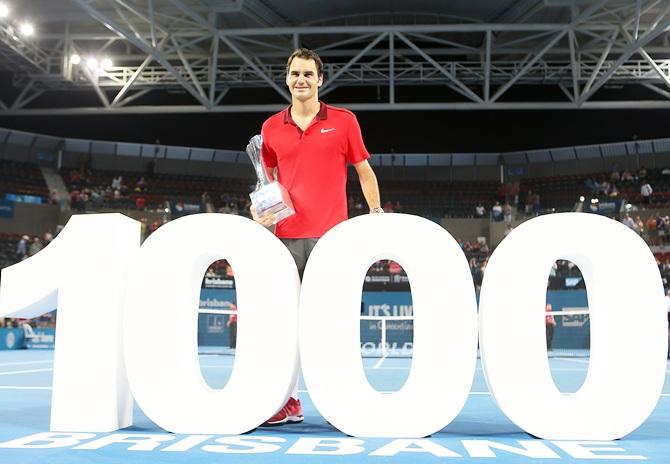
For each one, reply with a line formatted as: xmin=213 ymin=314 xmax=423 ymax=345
xmin=251 ymin=48 xmax=382 ymax=426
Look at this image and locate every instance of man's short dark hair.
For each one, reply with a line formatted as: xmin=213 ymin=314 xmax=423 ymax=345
xmin=286 ymin=48 xmax=324 ymax=77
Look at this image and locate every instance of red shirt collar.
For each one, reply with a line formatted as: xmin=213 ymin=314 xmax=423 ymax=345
xmin=283 ymin=101 xmax=328 ymax=124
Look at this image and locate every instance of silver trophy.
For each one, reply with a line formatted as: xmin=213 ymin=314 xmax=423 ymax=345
xmin=246 ymin=134 xmax=295 ymax=224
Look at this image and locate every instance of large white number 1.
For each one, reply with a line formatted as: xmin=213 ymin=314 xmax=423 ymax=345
xmin=0 ymin=213 xmax=140 ymax=432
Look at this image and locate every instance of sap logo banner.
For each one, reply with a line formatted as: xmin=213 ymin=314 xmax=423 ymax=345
xmin=0 ymin=213 xmax=666 ymax=441
xmin=561 ymin=308 xmax=590 ymax=328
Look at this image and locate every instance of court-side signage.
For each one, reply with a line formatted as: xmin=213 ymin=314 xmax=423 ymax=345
xmin=0 ymin=328 xmax=22 ymax=350
xmin=0 ymin=432 xmax=649 ymax=460
xmin=0 ymin=213 xmax=665 ymax=440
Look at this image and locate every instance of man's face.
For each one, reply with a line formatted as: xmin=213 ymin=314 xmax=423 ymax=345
xmin=286 ymin=57 xmax=322 ymax=102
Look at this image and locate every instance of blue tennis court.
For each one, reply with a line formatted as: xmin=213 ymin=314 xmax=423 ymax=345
xmin=0 ymin=349 xmax=669 ymax=463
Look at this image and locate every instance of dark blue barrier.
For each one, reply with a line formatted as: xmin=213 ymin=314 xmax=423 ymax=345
xmin=26 ymin=329 xmax=55 ymax=349
xmin=361 ymin=292 xmax=414 ymax=346
xmin=547 ymin=290 xmax=589 ymax=350
xmin=198 ymin=289 xmax=236 ymax=347
xmin=359 ymin=290 xmax=590 ymax=350
xmin=0 ymin=329 xmax=24 ymax=349
xmin=0 ymin=200 xmax=14 ymax=218
xmin=0 ymin=328 xmax=55 ymax=350
xmin=197 ymin=289 xmax=590 ymax=350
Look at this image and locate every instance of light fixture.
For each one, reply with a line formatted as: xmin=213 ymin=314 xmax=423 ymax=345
xmin=0 ymin=4 xmax=9 ymax=19
xmin=101 ymin=57 xmax=113 ymax=70
xmin=579 ymin=196 xmax=585 ymax=202
xmin=19 ymin=22 xmax=34 ymax=37
xmin=86 ymin=57 xmax=99 ymax=70
xmin=71 ymin=54 xmax=81 ymax=65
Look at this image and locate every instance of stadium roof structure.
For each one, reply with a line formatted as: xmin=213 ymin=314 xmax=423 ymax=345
xmin=1 ymin=0 xmax=670 ymax=114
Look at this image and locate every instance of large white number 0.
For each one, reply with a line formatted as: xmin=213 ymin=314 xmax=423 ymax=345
xmin=299 ymin=214 xmax=479 ymax=437
xmin=123 ymin=214 xmax=301 ymax=435
xmin=479 ymin=213 xmax=667 ymax=440
xmin=0 ymin=213 xmax=140 ymax=432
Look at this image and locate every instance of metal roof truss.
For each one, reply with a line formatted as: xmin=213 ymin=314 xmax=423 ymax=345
xmin=1 ymin=0 xmax=670 ymax=113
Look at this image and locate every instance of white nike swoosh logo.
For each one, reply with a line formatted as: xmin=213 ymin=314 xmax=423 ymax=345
xmin=320 ymin=128 xmax=335 ymax=133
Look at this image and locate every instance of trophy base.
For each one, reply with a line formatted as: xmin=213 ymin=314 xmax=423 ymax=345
xmin=250 ymin=182 xmax=295 ymax=225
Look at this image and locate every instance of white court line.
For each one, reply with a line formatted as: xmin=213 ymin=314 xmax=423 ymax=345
xmin=0 ymin=368 xmax=53 ymax=376
xmin=198 ymin=365 xmax=597 ymax=372
xmin=373 ymin=366 xmax=589 ymax=371
xmin=553 ymin=357 xmax=590 ymax=364
xmin=299 ymin=389 xmax=494 ymax=396
xmin=467 ymin=393 xmax=670 ymax=397
xmin=0 ymin=386 xmax=52 ymax=390
xmin=373 ymin=356 xmax=387 ymax=369
xmin=0 ymin=360 xmax=53 ymax=367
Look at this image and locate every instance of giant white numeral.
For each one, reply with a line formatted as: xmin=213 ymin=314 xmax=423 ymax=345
xmin=299 ymin=214 xmax=479 ymax=437
xmin=123 ymin=213 xmax=301 ymax=435
xmin=0 ymin=212 xmax=665 ymax=439
xmin=479 ymin=213 xmax=667 ymax=440
xmin=0 ymin=213 xmax=140 ymax=432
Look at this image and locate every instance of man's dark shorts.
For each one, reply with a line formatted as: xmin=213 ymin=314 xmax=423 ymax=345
xmin=280 ymin=238 xmax=319 ymax=280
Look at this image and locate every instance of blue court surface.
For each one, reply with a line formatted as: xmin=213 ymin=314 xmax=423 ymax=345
xmin=0 ymin=349 xmax=669 ymax=463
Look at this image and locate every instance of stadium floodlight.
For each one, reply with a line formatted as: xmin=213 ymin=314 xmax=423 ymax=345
xmin=101 ymin=57 xmax=113 ymax=70
xmin=0 ymin=4 xmax=9 ymax=19
xmin=86 ymin=57 xmax=99 ymax=70
xmin=19 ymin=22 xmax=34 ymax=37
xmin=70 ymin=54 xmax=81 ymax=65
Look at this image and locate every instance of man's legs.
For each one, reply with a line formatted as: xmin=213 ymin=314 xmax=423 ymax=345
xmin=229 ymin=322 xmax=236 ymax=349
xmin=546 ymin=324 xmax=554 ymax=350
xmin=262 ymin=238 xmax=318 ymax=426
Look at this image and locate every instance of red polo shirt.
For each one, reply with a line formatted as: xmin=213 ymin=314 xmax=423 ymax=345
xmin=261 ymin=102 xmax=369 ymax=238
